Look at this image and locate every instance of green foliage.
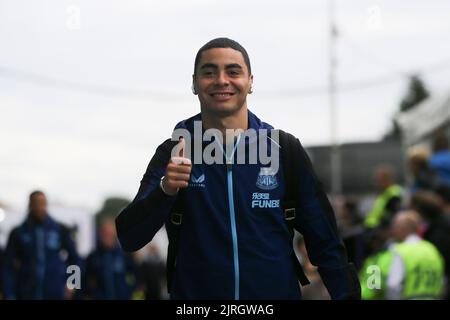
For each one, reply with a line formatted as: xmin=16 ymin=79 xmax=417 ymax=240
xmin=399 ymin=75 xmax=430 ymax=112
xmin=383 ymin=75 xmax=430 ymax=140
xmin=95 ymin=196 xmax=130 ymax=227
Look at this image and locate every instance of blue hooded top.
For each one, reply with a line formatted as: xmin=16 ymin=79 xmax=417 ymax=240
xmin=116 ymin=110 xmax=360 ymax=300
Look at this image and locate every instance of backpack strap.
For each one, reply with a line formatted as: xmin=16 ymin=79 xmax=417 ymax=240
xmin=278 ymin=130 xmax=299 ymax=222
xmin=278 ymin=129 xmax=310 ymax=286
xmin=166 ymin=194 xmax=184 ymax=294
xmin=154 ymin=138 xmax=186 ymax=294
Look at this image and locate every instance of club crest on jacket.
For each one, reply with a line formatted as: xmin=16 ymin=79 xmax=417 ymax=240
xmin=256 ymin=167 xmax=278 ymax=190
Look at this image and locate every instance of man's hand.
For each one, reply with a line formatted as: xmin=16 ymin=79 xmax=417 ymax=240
xmin=161 ymin=138 xmax=192 ymax=196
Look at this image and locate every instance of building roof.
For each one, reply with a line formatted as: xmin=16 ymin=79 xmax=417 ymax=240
xmin=397 ymin=90 xmax=450 ymax=146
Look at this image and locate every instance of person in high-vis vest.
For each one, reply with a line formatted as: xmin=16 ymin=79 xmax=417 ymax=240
xmin=360 ymin=249 xmax=393 ymax=300
xmin=386 ymin=211 xmax=445 ymax=300
xmin=364 ymin=166 xmax=403 ymax=229
xmin=361 ymin=210 xmax=444 ymax=299
xmin=359 ymin=227 xmax=392 ymax=300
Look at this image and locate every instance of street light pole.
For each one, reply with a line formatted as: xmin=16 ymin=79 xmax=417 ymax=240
xmin=329 ymin=0 xmax=342 ymax=195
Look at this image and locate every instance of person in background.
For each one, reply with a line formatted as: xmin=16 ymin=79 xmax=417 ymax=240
xmin=407 ymin=146 xmax=440 ymax=193
xmin=364 ymin=165 xmax=403 ymax=229
xmin=410 ymin=191 xmax=450 ymax=299
xmin=386 ymin=211 xmax=444 ymax=300
xmin=294 ymin=236 xmax=330 ymax=300
xmin=135 ymin=244 xmax=166 ymax=300
xmin=337 ymin=197 xmax=365 ymax=270
xmin=362 ymin=210 xmax=444 ymax=300
xmin=83 ymin=219 xmax=136 ymax=300
xmin=2 ymin=190 xmax=80 ymax=299
xmin=436 ymin=184 xmax=450 ymax=216
xmin=429 ymin=134 xmax=450 ymax=188
xmin=359 ymin=225 xmax=392 ymax=300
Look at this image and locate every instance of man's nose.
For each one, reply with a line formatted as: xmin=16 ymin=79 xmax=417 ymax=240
xmin=215 ymin=71 xmax=229 ymax=86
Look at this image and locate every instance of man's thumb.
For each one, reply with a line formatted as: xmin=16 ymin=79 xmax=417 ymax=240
xmin=178 ymin=137 xmax=185 ymax=158
xmin=171 ymin=138 xmax=191 ymax=165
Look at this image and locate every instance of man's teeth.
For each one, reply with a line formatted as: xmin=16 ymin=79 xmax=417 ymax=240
xmin=212 ymin=93 xmax=232 ymax=96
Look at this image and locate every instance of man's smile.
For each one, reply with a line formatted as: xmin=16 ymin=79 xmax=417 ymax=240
xmin=208 ymin=91 xmax=236 ymax=101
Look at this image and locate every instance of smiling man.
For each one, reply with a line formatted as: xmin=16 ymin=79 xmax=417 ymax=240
xmin=115 ymin=38 xmax=360 ymax=300
xmin=194 ymin=45 xmax=252 ymax=131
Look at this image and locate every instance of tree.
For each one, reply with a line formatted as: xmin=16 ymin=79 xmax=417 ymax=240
xmin=399 ymin=75 xmax=430 ymax=112
xmin=384 ymin=75 xmax=430 ymax=140
xmin=95 ymin=196 xmax=130 ymax=227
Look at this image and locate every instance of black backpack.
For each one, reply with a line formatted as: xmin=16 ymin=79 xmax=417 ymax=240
xmin=165 ymin=130 xmax=311 ymax=293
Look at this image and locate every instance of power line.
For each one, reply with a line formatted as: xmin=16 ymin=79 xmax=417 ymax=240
xmin=340 ymin=37 xmax=409 ymax=78
xmin=338 ymin=28 xmax=450 ymax=80
xmin=258 ymin=59 xmax=450 ymax=98
xmin=1 ymin=59 xmax=450 ymax=100
xmin=0 ymin=66 xmax=188 ymax=101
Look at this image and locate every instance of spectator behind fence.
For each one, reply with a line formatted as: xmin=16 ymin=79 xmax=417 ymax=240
xmin=2 ymin=190 xmax=80 ymax=300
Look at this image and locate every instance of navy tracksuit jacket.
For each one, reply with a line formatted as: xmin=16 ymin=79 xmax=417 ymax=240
xmin=83 ymin=244 xmax=136 ymax=300
xmin=116 ymin=110 xmax=360 ymax=300
xmin=2 ymin=215 xmax=80 ymax=299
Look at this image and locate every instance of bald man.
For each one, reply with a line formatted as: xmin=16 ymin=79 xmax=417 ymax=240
xmin=386 ymin=211 xmax=444 ymax=299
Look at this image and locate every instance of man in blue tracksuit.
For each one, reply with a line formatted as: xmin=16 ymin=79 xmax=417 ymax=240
xmin=83 ymin=219 xmax=136 ymax=299
xmin=2 ymin=191 xmax=80 ymax=299
xmin=115 ymin=38 xmax=360 ymax=300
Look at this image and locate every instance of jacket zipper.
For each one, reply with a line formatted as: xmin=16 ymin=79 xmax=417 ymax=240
xmin=218 ymin=134 xmax=242 ymax=300
xmin=227 ymin=162 xmax=240 ymax=300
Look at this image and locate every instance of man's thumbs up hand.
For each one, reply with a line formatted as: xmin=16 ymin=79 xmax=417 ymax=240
xmin=161 ymin=138 xmax=192 ymax=196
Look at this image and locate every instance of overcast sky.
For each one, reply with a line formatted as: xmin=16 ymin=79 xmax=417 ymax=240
xmin=1 ymin=0 xmax=450 ymax=211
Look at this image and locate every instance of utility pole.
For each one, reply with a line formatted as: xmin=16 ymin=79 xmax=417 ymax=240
xmin=329 ymin=0 xmax=342 ymax=195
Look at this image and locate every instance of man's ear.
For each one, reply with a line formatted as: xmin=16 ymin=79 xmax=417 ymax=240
xmin=248 ymin=74 xmax=254 ymax=94
xmin=192 ymin=74 xmax=197 ymax=95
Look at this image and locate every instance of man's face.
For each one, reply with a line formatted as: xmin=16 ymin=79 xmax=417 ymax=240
xmin=373 ymin=169 xmax=389 ymax=192
xmin=99 ymin=220 xmax=117 ymax=249
xmin=193 ymin=47 xmax=253 ymax=116
xmin=29 ymin=193 xmax=48 ymax=221
xmin=390 ymin=215 xmax=407 ymax=242
xmin=408 ymin=158 xmax=420 ymax=175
